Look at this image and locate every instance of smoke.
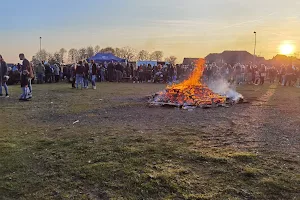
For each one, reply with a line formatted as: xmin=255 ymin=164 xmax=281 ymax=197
xmin=207 ymin=79 xmax=243 ymax=102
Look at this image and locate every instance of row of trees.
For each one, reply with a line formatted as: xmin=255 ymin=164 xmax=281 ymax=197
xmin=33 ymin=46 xmax=177 ymax=65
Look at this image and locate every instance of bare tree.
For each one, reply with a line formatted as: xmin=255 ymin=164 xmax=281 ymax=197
xmin=120 ymin=46 xmax=136 ymax=61
xmin=100 ymin=47 xmax=115 ymax=54
xmin=165 ymin=56 xmax=177 ymax=65
xmin=150 ymin=51 xmax=164 ymax=61
xmin=137 ymin=50 xmax=150 ymax=61
xmin=78 ymin=48 xmax=87 ymax=60
xmin=48 ymin=52 xmax=61 ymax=65
xmin=35 ymin=49 xmax=50 ymax=61
xmin=94 ymin=45 xmax=101 ymax=53
xmin=31 ymin=56 xmax=40 ymax=65
xmin=86 ymin=46 xmax=95 ymax=58
xmin=53 ymin=52 xmax=62 ymax=64
xmin=115 ymin=48 xmax=123 ymax=58
xmin=59 ymin=48 xmax=67 ymax=64
xmin=68 ymin=48 xmax=79 ymax=63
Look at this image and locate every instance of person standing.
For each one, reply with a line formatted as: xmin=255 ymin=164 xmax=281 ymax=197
xmin=176 ymin=64 xmax=182 ymax=80
xmin=50 ymin=65 xmax=55 ymax=83
xmin=115 ymin=62 xmax=123 ymax=82
xmin=19 ymin=53 xmax=31 ymax=100
xmin=167 ymin=64 xmax=174 ymax=83
xmin=146 ymin=64 xmax=152 ymax=82
xmin=296 ymin=67 xmax=300 ymax=88
xmin=70 ymin=64 xmax=76 ymax=88
xmin=284 ymin=65 xmax=294 ymax=86
xmin=279 ymin=66 xmax=286 ymax=85
xmin=107 ymin=61 xmax=114 ymax=82
xmin=75 ymin=61 xmax=84 ymax=89
xmin=245 ymin=65 xmax=252 ymax=84
xmin=44 ymin=62 xmax=51 ymax=83
xmin=100 ymin=64 xmax=105 ymax=82
xmin=36 ymin=61 xmax=45 ymax=84
xmin=104 ymin=61 xmax=108 ymax=81
xmin=130 ymin=63 xmax=134 ymax=79
xmin=251 ymin=65 xmax=257 ymax=84
xmin=0 ymin=55 xmax=9 ymax=97
xmin=254 ymin=68 xmax=260 ymax=85
xmin=234 ymin=63 xmax=242 ymax=84
xmin=269 ymin=66 xmax=276 ymax=84
xmin=91 ymin=60 xmax=97 ymax=89
xmin=259 ymin=64 xmax=266 ymax=85
xmin=54 ymin=64 xmax=60 ymax=82
xmin=83 ymin=61 xmax=89 ymax=88
xmin=27 ymin=61 xmax=34 ymax=97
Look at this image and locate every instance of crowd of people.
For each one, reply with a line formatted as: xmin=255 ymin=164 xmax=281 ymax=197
xmin=65 ymin=61 xmax=191 ymax=86
xmin=61 ymin=60 xmax=300 ymax=88
xmin=202 ymin=62 xmax=300 ymax=87
xmin=1 ymin=54 xmax=300 ymax=101
xmin=68 ymin=60 xmax=300 ymax=87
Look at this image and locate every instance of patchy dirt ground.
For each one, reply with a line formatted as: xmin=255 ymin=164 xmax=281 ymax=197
xmin=0 ymin=83 xmax=299 ymax=200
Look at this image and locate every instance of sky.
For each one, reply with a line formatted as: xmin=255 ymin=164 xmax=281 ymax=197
xmin=1 ymin=0 xmax=300 ymax=63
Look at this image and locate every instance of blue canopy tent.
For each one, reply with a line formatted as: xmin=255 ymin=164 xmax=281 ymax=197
xmin=87 ymin=53 xmax=126 ymax=63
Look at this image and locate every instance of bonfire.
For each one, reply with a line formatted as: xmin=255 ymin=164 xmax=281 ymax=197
xmin=149 ymin=59 xmax=242 ymax=108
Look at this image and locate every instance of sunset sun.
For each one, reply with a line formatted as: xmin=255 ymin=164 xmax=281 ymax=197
xmin=279 ymin=43 xmax=295 ymax=55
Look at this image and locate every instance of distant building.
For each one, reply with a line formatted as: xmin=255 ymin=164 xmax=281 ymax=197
xmin=205 ymin=51 xmax=266 ymax=65
xmin=183 ymin=51 xmax=300 ymax=67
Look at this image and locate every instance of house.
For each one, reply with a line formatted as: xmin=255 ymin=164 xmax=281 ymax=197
xmin=205 ymin=51 xmax=265 ymax=65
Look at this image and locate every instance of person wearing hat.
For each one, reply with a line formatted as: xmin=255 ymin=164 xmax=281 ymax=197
xmin=0 ymin=55 xmax=9 ymax=97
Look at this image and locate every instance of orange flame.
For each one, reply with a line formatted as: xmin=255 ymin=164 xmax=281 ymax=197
xmin=154 ymin=59 xmax=226 ymax=106
xmin=168 ymin=58 xmax=205 ymax=89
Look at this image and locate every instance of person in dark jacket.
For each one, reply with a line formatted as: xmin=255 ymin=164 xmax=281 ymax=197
xmin=91 ymin=60 xmax=97 ymax=89
xmin=176 ymin=64 xmax=181 ymax=80
xmin=130 ymin=64 xmax=134 ymax=78
xmin=107 ymin=61 xmax=114 ymax=82
xmin=70 ymin=64 xmax=76 ymax=88
xmin=0 ymin=55 xmax=9 ymax=97
xmin=115 ymin=62 xmax=123 ymax=82
xmin=259 ymin=64 xmax=266 ymax=85
xmin=44 ymin=62 xmax=52 ymax=83
xmin=75 ymin=61 xmax=84 ymax=89
xmin=285 ymin=65 xmax=295 ymax=86
xmin=83 ymin=61 xmax=89 ymax=89
xmin=167 ymin=64 xmax=174 ymax=83
xmin=19 ymin=53 xmax=31 ymax=100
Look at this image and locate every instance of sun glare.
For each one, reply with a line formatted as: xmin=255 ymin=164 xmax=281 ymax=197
xmin=279 ymin=43 xmax=295 ymax=55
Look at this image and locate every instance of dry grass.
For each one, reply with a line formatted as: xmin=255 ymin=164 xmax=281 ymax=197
xmin=0 ymin=83 xmax=299 ymax=199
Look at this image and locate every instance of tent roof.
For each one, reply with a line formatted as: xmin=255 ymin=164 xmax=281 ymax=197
xmin=88 ymin=53 xmax=125 ymax=62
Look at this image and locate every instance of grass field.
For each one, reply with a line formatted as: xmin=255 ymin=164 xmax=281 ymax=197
xmin=0 ymin=82 xmax=300 ymax=200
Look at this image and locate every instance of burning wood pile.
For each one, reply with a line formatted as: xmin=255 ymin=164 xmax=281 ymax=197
xmin=149 ymin=58 xmax=243 ymax=109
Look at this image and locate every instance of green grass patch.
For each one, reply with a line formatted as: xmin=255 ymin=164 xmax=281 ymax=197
xmin=0 ymin=83 xmax=299 ymax=199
